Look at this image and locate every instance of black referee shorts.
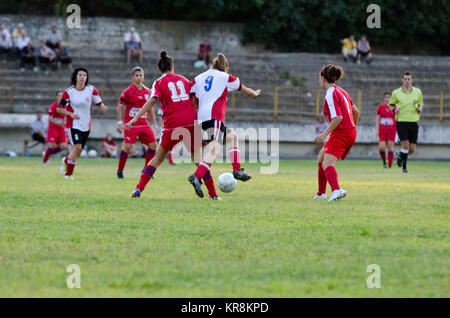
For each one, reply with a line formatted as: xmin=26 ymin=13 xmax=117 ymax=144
xmin=396 ymin=122 xmax=419 ymax=144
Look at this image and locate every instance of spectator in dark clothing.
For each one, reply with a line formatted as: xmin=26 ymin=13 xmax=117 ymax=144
xmin=357 ymin=34 xmax=373 ymax=65
xmin=20 ymin=41 xmax=38 ymax=72
xmin=197 ymin=40 xmax=212 ymax=65
xmin=57 ymin=42 xmax=73 ymax=70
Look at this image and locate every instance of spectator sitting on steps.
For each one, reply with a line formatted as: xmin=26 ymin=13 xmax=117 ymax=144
xmin=101 ymin=133 xmax=118 ymax=158
xmin=123 ymin=27 xmax=143 ymax=65
xmin=39 ymin=41 xmax=57 ymax=71
xmin=357 ymin=34 xmax=373 ymax=65
xmin=57 ymin=42 xmax=73 ymax=71
xmin=46 ymin=25 xmax=63 ymax=50
xmin=0 ymin=24 xmax=13 ymax=61
xmin=340 ymin=35 xmax=357 ymax=63
xmin=197 ymin=40 xmax=212 ymax=66
xmin=20 ymin=40 xmax=38 ymax=72
xmin=24 ymin=111 xmax=47 ymax=156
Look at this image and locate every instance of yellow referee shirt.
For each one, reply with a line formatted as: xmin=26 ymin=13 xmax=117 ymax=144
xmin=389 ymin=86 xmax=423 ymax=122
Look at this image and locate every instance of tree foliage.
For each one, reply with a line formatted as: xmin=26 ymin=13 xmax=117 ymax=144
xmin=1 ymin=0 xmax=448 ymax=54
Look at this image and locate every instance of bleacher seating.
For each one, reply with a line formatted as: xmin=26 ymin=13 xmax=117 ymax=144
xmin=1 ymin=47 xmax=449 ymax=122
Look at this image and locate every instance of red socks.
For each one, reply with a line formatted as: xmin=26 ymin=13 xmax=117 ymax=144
xmin=379 ymin=150 xmax=386 ymax=164
xmin=194 ymin=162 xmax=211 ymax=180
xmin=117 ymin=151 xmax=128 ymax=172
xmin=43 ymin=146 xmax=61 ymax=163
xmin=64 ymin=156 xmax=76 ymax=176
xmin=145 ymin=148 xmax=156 ymax=166
xmin=324 ymin=166 xmax=340 ymax=191
xmin=136 ymin=165 xmax=156 ymax=192
xmin=203 ymin=171 xmax=218 ymax=198
xmin=168 ymin=151 xmax=174 ymax=165
xmin=388 ymin=151 xmax=394 ymax=168
xmin=317 ymin=162 xmax=327 ymax=195
xmin=228 ymin=147 xmax=241 ymax=171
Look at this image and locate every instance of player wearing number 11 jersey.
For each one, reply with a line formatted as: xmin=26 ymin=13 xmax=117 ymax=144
xmin=126 ymin=51 xmax=219 ymax=199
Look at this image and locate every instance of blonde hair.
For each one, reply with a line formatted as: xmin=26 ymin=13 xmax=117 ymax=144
xmin=212 ymin=53 xmax=229 ymax=73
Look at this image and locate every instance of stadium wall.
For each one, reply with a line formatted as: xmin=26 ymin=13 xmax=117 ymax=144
xmin=2 ymin=114 xmax=450 ymax=160
xmin=0 ymin=14 xmax=253 ymax=53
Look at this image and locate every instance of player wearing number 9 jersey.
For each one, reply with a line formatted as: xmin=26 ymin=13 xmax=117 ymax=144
xmin=116 ymin=67 xmax=158 ymax=179
xmin=126 ymin=51 xmax=219 ymax=199
xmin=314 ymin=64 xmax=360 ymax=202
xmin=188 ymin=53 xmax=261 ymax=199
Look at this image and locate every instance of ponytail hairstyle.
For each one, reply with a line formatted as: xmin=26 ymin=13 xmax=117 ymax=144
xmin=320 ymin=64 xmax=344 ymax=83
xmin=212 ymin=53 xmax=229 ymax=73
xmin=157 ymin=50 xmax=174 ymax=73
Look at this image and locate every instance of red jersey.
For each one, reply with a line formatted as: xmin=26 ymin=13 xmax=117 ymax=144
xmin=119 ymin=84 xmax=152 ymax=126
xmin=150 ymin=73 xmax=197 ymax=129
xmin=48 ymin=101 xmax=65 ymax=131
xmin=377 ymin=103 xmax=396 ymax=127
xmin=323 ymin=85 xmax=356 ymax=131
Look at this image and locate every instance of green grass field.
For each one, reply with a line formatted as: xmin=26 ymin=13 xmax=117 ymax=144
xmin=0 ymin=157 xmax=449 ymax=297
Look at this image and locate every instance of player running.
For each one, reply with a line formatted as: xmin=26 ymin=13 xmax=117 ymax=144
xmin=126 ymin=51 xmax=219 ymax=199
xmin=376 ymin=91 xmax=396 ymax=168
xmin=116 ymin=67 xmax=159 ymax=178
xmin=157 ymin=106 xmax=175 ymax=165
xmin=42 ymin=90 xmax=68 ymax=165
xmin=57 ymin=68 xmax=108 ymax=179
xmin=187 ymin=53 xmax=261 ymax=198
xmin=314 ymin=64 xmax=360 ymax=202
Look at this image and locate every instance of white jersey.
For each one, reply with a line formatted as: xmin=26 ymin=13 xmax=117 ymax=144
xmin=190 ymin=69 xmax=241 ymax=123
xmin=60 ymin=84 xmax=102 ymax=131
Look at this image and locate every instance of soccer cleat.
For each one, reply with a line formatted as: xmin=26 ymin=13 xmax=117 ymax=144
xmin=64 ymin=175 xmax=74 ymax=180
xmin=60 ymin=157 xmax=66 ymax=175
xmin=328 ymin=189 xmax=346 ymax=202
xmin=42 ymin=162 xmax=48 ymax=166
xmin=130 ymin=188 xmax=141 ymax=198
xmin=383 ymin=162 xmax=387 ymax=168
xmin=402 ymin=168 xmax=408 ymax=173
xmin=313 ymin=193 xmax=327 ymax=200
xmin=233 ymin=168 xmax=252 ymax=182
xmin=188 ymin=174 xmax=204 ymax=198
xmin=211 ymin=196 xmax=222 ymax=201
xmin=117 ymin=171 xmax=124 ymax=179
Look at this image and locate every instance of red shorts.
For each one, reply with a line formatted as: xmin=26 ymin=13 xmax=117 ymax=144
xmin=378 ymin=126 xmax=396 ymax=142
xmin=159 ymin=125 xmax=202 ymax=152
xmin=324 ymin=128 xmax=357 ymax=160
xmin=46 ymin=127 xmax=67 ymax=144
xmin=124 ymin=125 xmax=156 ymax=145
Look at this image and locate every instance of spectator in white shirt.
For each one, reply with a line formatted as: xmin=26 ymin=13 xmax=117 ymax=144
xmin=46 ymin=26 xmax=62 ymax=50
xmin=39 ymin=41 xmax=56 ymax=71
xmin=123 ymin=27 xmax=143 ymax=64
xmin=0 ymin=24 xmax=13 ymax=60
xmin=15 ymin=31 xmax=31 ymax=60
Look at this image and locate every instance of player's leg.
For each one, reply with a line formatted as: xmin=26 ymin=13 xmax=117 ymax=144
xmin=43 ymin=142 xmax=57 ymax=164
xmin=378 ymin=140 xmax=387 ymax=167
xmin=322 ymin=153 xmax=346 ymax=201
xmin=387 ymin=140 xmax=395 ymax=168
xmin=314 ymin=146 xmax=327 ymax=199
xmin=131 ymin=145 xmax=169 ymax=197
xmin=190 ymin=147 xmax=219 ymax=200
xmin=399 ymin=140 xmax=409 ymax=172
xmin=144 ymin=142 xmax=158 ymax=166
xmin=225 ymin=130 xmax=252 ymax=181
xmin=117 ymin=142 xmax=133 ymax=178
xmin=63 ymin=129 xmax=86 ymax=178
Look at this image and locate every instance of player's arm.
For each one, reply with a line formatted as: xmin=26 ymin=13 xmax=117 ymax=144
xmin=240 ymin=85 xmax=261 ymax=98
xmin=148 ymin=106 xmax=159 ymax=135
xmin=417 ymin=90 xmax=424 ymax=114
xmin=314 ymin=116 xmax=342 ymax=144
xmin=116 ymin=103 xmax=125 ymax=133
xmin=191 ymin=94 xmax=198 ymax=111
xmin=49 ymin=117 xmax=64 ymax=127
xmin=352 ymin=104 xmax=360 ymax=126
xmin=56 ymin=107 xmax=79 ymax=119
xmin=125 ymin=96 xmax=157 ymax=129
xmin=375 ymin=114 xmax=380 ymax=136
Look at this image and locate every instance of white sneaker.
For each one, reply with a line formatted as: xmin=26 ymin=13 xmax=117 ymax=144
xmin=60 ymin=157 xmax=66 ymax=175
xmin=313 ymin=193 xmax=327 ymax=199
xmin=64 ymin=175 xmax=74 ymax=180
xmin=328 ymin=189 xmax=346 ymax=202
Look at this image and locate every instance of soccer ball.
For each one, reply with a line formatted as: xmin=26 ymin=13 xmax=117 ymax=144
xmin=88 ymin=149 xmax=98 ymax=158
xmin=218 ymin=172 xmax=237 ymax=193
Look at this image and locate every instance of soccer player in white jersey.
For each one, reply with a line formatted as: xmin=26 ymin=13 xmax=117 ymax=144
xmin=56 ymin=68 xmax=108 ymax=179
xmin=188 ymin=53 xmax=261 ymax=198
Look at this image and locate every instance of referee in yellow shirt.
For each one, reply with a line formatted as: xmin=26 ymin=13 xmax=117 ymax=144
xmin=389 ymin=71 xmax=423 ymax=173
